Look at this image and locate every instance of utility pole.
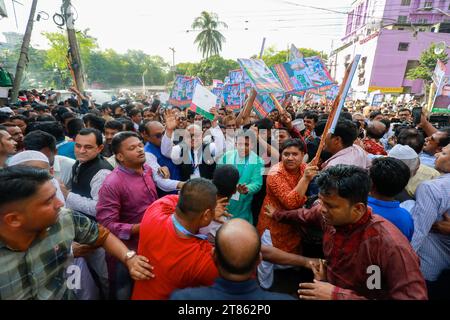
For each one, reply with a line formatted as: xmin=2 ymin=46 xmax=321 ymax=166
xmin=62 ymin=0 xmax=85 ymax=92
xmin=169 ymin=47 xmax=176 ymax=80
xmin=10 ymin=0 xmax=38 ymax=103
xmin=142 ymin=69 xmax=147 ymax=95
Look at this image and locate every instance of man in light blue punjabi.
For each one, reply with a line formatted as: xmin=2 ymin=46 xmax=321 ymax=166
xmin=218 ymin=130 xmax=263 ymax=225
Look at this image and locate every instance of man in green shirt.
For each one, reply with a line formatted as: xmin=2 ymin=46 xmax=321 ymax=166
xmin=218 ymin=130 xmax=264 ymax=225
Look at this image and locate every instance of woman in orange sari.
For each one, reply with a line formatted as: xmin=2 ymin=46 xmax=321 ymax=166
xmin=257 ymin=138 xmax=318 ymax=255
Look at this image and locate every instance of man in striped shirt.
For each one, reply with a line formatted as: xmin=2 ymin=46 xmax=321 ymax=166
xmin=0 ymin=166 xmax=153 ymax=300
xmin=411 ymin=143 xmax=450 ymax=295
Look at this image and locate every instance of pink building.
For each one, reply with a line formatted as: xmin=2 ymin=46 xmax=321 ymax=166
xmin=329 ymin=0 xmax=450 ymax=98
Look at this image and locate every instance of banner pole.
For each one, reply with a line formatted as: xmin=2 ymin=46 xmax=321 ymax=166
xmin=310 ymin=55 xmax=360 ymax=166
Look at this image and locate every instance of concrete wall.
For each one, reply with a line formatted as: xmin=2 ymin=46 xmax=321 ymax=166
xmin=370 ymin=29 xmax=450 ymax=94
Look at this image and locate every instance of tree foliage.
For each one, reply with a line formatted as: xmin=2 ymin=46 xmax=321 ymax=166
xmin=175 ymin=55 xmax=238 ymax=85
xmin=1 ymin=30 xmax=325 ymax=90
xmin=407 ymin=43 xmax=449 ymax=83
xmin=192 ymin=11 xmax=228 ymax=59
xmin=1 ymin=30 xmax=170 ymax=89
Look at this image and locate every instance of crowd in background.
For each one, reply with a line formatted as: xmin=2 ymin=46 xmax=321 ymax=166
xmin=0 ymin=86 xmax=449 ymax=300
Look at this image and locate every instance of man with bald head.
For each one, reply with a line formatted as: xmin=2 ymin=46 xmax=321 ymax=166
xmin=363 ymin=120 xmax=388 ymax=155
xmin=143 ymin=121 xmax=180 ymax=184
xmin=170 ymin=219 xmax=294 ymax=300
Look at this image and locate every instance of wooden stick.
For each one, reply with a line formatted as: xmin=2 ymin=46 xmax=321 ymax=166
xmin=269 ymin=93 xmax=284 ymax=113
xmin=310 ymin=61 xmax=354 ymax=167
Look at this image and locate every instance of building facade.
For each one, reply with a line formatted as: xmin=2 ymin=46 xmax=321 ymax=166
xmin=329 ymin=0 xmax=450 ymax=99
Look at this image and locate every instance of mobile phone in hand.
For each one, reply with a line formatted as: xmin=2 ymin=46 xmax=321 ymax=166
xmin=412 ymin=107 xmax=422 ymax=125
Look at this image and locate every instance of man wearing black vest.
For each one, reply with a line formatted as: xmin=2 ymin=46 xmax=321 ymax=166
xmin=66 ymin=128 xmax=113 ymax=217
xmin=65 ymin=128 xmax=113 ymax=299
xmin=162 ymin=109 xmax=224 ymax=181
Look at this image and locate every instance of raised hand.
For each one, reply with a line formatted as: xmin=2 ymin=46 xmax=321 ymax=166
xmin=164 ymin=109 xmax=179 ymax=132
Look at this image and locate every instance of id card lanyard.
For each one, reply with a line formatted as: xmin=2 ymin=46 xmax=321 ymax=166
xmin=172 ymin=214 xmax=208 ymax=240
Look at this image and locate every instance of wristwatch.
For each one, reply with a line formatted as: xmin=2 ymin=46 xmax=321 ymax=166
xmin=124 ymin=250 xmax=136 ymax=262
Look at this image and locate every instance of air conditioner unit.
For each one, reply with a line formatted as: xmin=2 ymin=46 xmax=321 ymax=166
xmin=0 ymin=0 xmax=7 ymax=18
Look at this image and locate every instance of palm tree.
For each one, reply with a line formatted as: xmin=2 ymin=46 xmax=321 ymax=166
xmin=191 ymin=11 xmax=228 ymax=59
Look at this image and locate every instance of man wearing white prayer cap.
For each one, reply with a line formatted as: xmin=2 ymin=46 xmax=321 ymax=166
xmin=389 ymin=144 xmax=441 ymax=198
xmin=7 ymin=150 xmax=66 ymax=204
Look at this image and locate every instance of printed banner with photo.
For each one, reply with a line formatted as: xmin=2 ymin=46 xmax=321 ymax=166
xmin=223 ymin=83 xmax=244 ymax=112
xmin=190 ymin=84 xmax=217 ymax=120
xmin=229 ymin=69 xmax=245 ymax=84
xmin=168 ymin=75 xmax=203 ymax=108
xmin=253 ymin=93 xmax=284 ymax=118
xmin=227 ymin=69 xmax=253 ymax=88
xmin=272 ymin=57 xmax=334 ymax=94
xmin=212 ymin=87 xmax=224 ymax=108
xmin=238 ymin=58 xmax=285 ymax=95
xmin=432 ymin=59 xmax=447 ymax=87
xmin=289 ymin=44 xmax=303 ymax=61
xmin=318 ymin=84 xmax=339 ymax=100
xmin=433 ymin=76 xmax=450 ymax=113
xmin=212 ymin=79 xmax=224 ymax=88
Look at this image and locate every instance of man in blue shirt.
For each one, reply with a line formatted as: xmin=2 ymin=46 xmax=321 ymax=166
xmin=411 ymin=143 xmax=450 ymax=289
xmin=143 ymin=121 xmax=180 ymax=178
xmin=368 ymin=157 xmax=414 ymax=241
xmin=170 ymin=218 xmax=294 ymax=300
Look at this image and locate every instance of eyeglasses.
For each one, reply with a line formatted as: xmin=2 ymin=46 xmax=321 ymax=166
xmin=152 ymin=133 xmax=163 ymax=139
xmin=178 ymin=117 xmax=187 ymax=121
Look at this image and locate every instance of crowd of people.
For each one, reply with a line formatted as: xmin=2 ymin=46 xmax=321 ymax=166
xmin=0 ymin=86 xmax=449 ymax=300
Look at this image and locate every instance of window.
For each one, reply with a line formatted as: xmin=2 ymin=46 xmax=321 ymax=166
xmin=424 ymin=1 xmax=433 ymax=8
xmin=403 ymin=86 xmax=412 ymax=94
xmin=398 ymin=15 xmax=408 ymax=24
xmin=418 ymin=18 xmax=428 ymax=23
xmin=398 ymin=42 xmax=410 ymax=51
xmin=346 ymin=11 xmax=354 ymax=35
xmin=401 ymin=0 xmax=411 ymax=5
xmin=404 ymin=60 xmax=419 ymax=77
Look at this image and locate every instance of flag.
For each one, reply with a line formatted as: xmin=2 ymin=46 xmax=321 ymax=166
xmin=190 ymin=84 xmax=217 ymax=120
xmin=238 ymin=59 xmax=285 ymax=95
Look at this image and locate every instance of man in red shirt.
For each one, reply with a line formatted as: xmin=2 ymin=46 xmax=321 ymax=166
xmin=266 ymin=165 xmax=428 ymax=300
xmin=132 ymin=178 xmax=219 ymax=300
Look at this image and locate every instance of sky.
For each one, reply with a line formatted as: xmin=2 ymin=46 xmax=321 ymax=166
xmin=0 ymin=0 xmax=353 ymax=64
